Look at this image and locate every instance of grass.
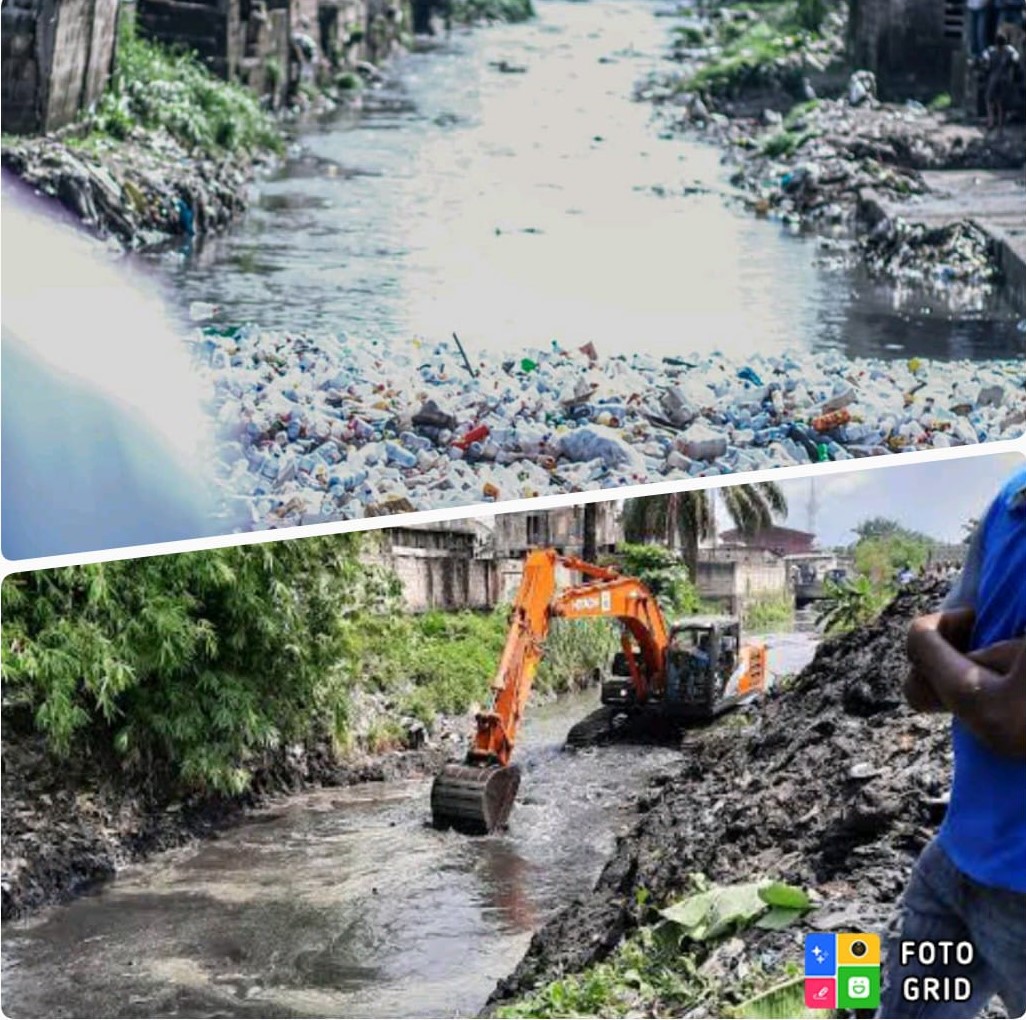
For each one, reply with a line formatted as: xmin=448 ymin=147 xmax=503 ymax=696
xmin=342 ymin=607 xmax=614 ymax=732
xmin=451 ymin=0 xmax=535 ymax=24
xmin=742 ymin=594 xmax=795 ymax=632
xmin=760 ymin=126 xmax=816 ymax=157
xmin=81 ymin=18 xmax=282 ymax=156
xmin=677 ymin=2 xmax=821 ymax=98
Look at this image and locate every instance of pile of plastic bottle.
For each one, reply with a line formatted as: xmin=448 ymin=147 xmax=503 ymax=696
xmin=192 ymin=326 xmax=1026 ymax=530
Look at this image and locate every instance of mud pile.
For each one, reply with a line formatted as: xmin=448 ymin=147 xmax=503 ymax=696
xmin=490 ymin=579 xmax=954 ymax=1008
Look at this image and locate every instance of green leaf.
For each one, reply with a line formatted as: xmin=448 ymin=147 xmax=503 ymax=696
xmin=758 ymin=880 xmax=811 ymax=910
xmin=755 ymin=905 xmax=806 ymax=930
xmin=659 ymin=881 xmax=768 ymax=941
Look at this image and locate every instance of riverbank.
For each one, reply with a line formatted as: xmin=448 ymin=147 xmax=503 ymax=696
xmin=198 ymin=327 xmax=1026 ymax=530
xmin=489 ymin=578 xmax=954 ymax=1016
xmin=641 ymin=2 xmax=1026 ymax=304
xmin=0 ymin=726 xmax=450 ymax=922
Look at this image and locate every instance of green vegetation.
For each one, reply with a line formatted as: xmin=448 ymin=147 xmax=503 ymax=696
xmin=680 ymin=2 xmax=816 ymax=98
xmin=742 ymin=593 xmax=794 ymax=631
xmin=816 ymin=575 xmax=887 ymax=634
xmin=497 ymin=875 xmax=813 ymax=1018
xmin=451 ymin=0 xmax=535 ymax=24
xmin=783 ymin=97 xmax=820 ymax=127
xmin=928 ymin=92 xmax=952 ymax=111
xmin=83 ymin=18 xmax=282 ymax=155
xmin=623 ymin=482 xmax=787 ymax=583
xmin=1 ymin=538 xmax=393 ymax=795
xmin=340 ymin=608 xmax=510 ymax=727
xmin=607 ymin=544 xmax=706 ymax=617
xmin=675 ymin=23 xmax=710 ymax=47
xmin=851 ymin=518 xmax=931 ymax=585
xmin=2 ymin=538 xmax=625 ymax=795
xmin=537 ymin=618 xmax=618 ymax=694
xmin=336 ymin=72 xmax=363 ymax=91
xmin=760 ymin=126 xmax=816 ymax=158
xmin=815 ymin=518 xmax=934 ymax=634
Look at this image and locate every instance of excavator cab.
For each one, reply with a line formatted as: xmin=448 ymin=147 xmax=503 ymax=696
xmin=665 ymin=617 xmax=766 ymax=719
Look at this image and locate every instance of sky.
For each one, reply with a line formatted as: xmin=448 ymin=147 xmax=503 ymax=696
xmin=714 ymin=452 xmax=1025 ymax=548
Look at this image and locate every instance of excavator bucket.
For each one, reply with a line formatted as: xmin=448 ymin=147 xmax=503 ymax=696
xmin=430 ymin=763 xmax=521 ymax=835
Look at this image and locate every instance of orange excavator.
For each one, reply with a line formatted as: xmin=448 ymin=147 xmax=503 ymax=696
xmin=430 ymin=548 xmax=769 ymax=834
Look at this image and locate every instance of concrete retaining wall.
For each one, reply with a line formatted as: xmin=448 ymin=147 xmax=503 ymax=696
xmin=695 ymin=550 xmax=789 ymax=615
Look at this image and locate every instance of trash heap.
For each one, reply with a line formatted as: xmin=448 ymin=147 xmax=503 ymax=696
xmin=861 ymin=217 xmax=1000 ymax=288
xmin=490 ymin=579 xmax=955 ymax=1010
xmin=194 ymin=328 xmax=1026 ymax=530
xmin=644 ymin=61 xmax=1022 ymax=290
xmin=1 ymin=130 xmax=257 ymax=250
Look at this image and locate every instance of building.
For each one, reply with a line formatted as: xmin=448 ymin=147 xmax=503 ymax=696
xmin=2 ymin=0 xmax=120 ymax=134
xmin=491 ymin=503 xmax=620 ymax=561
xmin=365 ymin=503 xmax=622 ymax=613
xmin=718 ymin=525 xmax=817 ymax=557
xmin=847 ymin=0 xmax=965 ymax=102
xmin=693 ymin=548 xmax=790 ymax=617
xmin=363 ymin=519 xmax=503 ymax=612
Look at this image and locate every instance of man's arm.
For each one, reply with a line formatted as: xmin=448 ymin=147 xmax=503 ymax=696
xmin=905 ymin=527 xmax=985 ymax=712
xmin=907 ymin=616 xmax=1026 ymax=758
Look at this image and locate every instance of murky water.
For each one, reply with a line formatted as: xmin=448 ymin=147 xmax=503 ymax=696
xmin=157 ymin=0 xmax=1020 ymax=362
xmin=1 ymin=631 xmax=815 ymax=1019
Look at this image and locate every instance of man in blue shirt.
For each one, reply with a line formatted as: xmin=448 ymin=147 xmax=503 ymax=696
xmin=879 ymin=465 xmax=1026 ymax=1018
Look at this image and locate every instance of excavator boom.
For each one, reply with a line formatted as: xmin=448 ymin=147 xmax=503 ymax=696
xmin=431 ymin=548 xmax=671 ymax=834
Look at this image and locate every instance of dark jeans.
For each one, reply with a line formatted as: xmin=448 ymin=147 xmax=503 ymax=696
xmin=879 ymin=840 xmax=1026 ymax=1019
xmin=969 ymin=9 xmax=990 ymax=56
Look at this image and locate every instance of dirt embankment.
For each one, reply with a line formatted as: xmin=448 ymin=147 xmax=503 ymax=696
xmin=489 ymin=579 xmax=954 ymax=1010
xmin=0 ymin=725 xmax=449 ymax=922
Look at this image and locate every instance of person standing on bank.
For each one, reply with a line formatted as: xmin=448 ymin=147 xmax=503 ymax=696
xmin=878 ymin=465 xmax=1026 ymax=1019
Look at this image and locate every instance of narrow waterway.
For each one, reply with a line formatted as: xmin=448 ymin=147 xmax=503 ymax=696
xmin=1 ymin=632 xmax=818 ymax=1019
xmin=159 ymin=0 xmax=1021 ymax=362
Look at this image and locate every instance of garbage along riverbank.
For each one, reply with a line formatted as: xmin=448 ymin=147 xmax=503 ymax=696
xmin=0 ymin=719 xmax=453 ymax=922
xmin=198 ymin=327 xmax=1026 ymax=529
xmin=641 ymin=2 xmax=1026 ymax=299
xmin=488 ymin=579 xmax=957 ymax=1017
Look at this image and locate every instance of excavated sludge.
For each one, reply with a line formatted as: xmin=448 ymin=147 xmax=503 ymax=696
xmin=430 ymin=763 xmax=522 ymax=835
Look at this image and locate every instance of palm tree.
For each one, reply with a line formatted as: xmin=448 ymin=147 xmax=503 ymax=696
xmin=622 ymin=482 xmax=787 ymax=581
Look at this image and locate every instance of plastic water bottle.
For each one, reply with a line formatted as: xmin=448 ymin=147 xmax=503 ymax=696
xmin=385 ymin=442 xmax=417 ymax=468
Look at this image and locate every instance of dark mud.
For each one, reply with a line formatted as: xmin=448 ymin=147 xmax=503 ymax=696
xmin=0 ymin=727 xmax=447 ymax=922
xmin=489 ymin=579 xmax=954 ymax=1009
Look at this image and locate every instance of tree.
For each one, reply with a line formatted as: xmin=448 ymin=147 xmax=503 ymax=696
xmin=851 ymin=517 xmax=931 ymax=545
xmin=622 ymin=483 xmax=788 ymax=580
xmin=1 ymin=537 xmax=400 ymax=794
xmin=962 ymin=517 xmax=980 ymax=544
xmin=606 ymin=543 xmax=703 ymax=616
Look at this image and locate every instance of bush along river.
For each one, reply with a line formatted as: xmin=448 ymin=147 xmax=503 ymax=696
xmin=0 ymin=633 xmax=819 ymax=1019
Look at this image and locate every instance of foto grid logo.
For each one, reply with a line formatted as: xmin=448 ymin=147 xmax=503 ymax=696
xmin=804 ymin=932 xmax=881 ymax=1009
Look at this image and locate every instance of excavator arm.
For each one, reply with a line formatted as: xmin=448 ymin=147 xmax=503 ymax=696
xmin=431 ymin=548 xmax=671 ymax=834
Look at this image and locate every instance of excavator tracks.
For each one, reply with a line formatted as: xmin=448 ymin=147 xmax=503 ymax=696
xmin=430 ymin=763 xmax=522 ymax=835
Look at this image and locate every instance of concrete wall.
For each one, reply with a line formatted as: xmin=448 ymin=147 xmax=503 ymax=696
xmin=366 ymin=525 xmax=498 ymax=612
xmin=492 ymin=503 xmax=620 ymax=558
xmin=695 ymin=549 xmax=789 ymax=615
xmin=848 ymin=0 xmax=963 ymax=101
xmin=2 ymin=0 xmax=120 ymax=134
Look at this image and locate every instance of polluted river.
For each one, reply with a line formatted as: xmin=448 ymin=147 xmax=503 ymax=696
xmin=162 ymin=0 xmax=1021 ymax=360
xmin=1 ymin=634 xmax=818 ymax=1018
